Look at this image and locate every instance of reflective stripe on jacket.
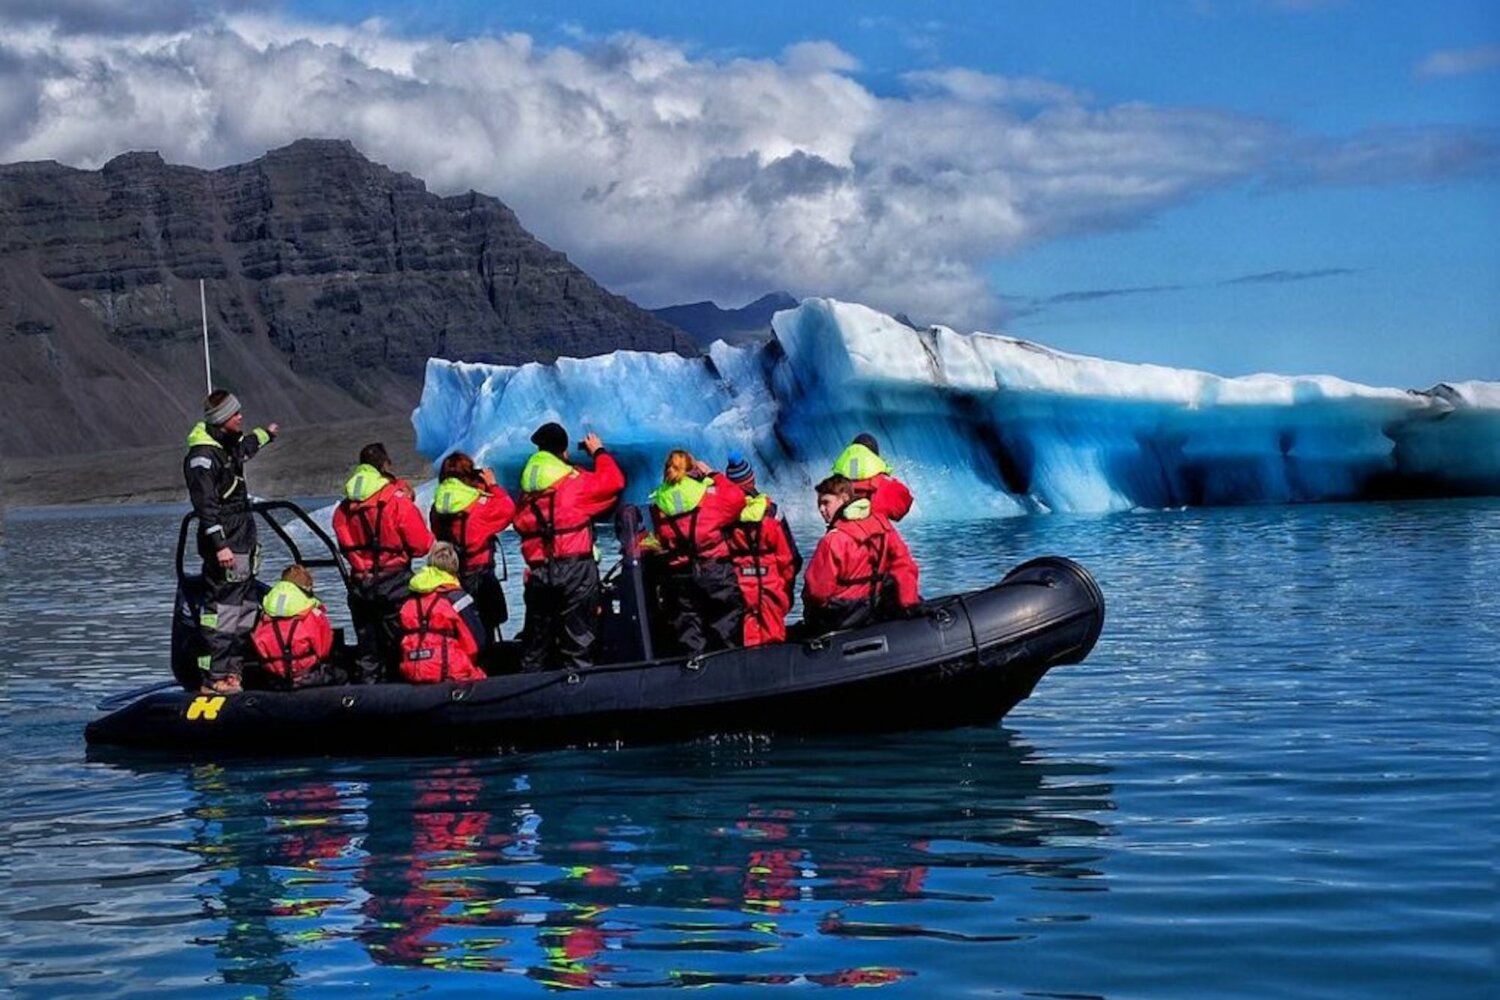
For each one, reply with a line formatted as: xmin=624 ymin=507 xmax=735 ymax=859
xmin=649 ymin=472 xmax=746 ymax=567
xmin=831 ymin=443 xmax=913 ymax=521
xmin=726 ymin=493 xmax=800 ymax=646
xmin=183 ymin=421 xmax=271 ymax=555
xmin=333 ymin=471 xmax=434 ymax=578
xmin=513 ymin=450 xmax=625 ymax=567
xmin=430 ymin=478 xmax=517 ymax=574
xmin=250 ymin=583 xmax=333 ymax=683
xmin=397 ymin=567 xmax=485 ymax=683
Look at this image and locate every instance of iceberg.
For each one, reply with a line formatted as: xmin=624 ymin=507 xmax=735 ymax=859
xmin=412 ymin=298 xmax=1500 ymax=518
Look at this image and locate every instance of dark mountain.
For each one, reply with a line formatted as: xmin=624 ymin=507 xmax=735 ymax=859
xmin=652 ymin=291 xmax=797 ymax=348
xmin=0 ymin=139 xmax=696 ymax=458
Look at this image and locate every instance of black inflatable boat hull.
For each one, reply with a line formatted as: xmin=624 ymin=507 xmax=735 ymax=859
xmin=85 ymin=557 xmax=1104 ymax=756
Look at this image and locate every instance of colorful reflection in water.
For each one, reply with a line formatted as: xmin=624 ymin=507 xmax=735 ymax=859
xmin=125 ymin=732 xmax=1111 ymax=991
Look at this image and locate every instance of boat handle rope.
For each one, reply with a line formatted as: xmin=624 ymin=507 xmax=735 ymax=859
xmin=400 ymin=643 xmax=741 ymax=715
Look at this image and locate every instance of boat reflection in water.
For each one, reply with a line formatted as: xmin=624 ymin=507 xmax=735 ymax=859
xmin=147 ymin=729 xmax=1114 ymax=990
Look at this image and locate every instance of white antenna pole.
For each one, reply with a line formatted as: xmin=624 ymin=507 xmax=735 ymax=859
xmin=200 ymin=279 xmax=213 ymax=393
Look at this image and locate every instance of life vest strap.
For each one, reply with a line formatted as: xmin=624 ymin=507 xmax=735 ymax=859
xmin=411 ymin=593 xmax=464 ymax=682
xmin=517 ymin=493 xmax=591 ymax=563
xmin=347 ymin=496 xmax=409 ymax=561
xmin=657 ymin=507 xmax=704 ymax=561
xmin=268 ymin=616 xmax=302 ymax=690
xmin=833 ymin=531 xmax=890 ymax=606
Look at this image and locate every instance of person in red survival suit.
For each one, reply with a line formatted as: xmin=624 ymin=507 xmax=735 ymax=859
xmin=802 ymin=474 xmax=921 ymax=633
xmin=397 ymin=542 xmax=487 ymax=684
xmin=830 ymin=432 xmax=914 ymax=521
xmin=333 ymin=442 xmax=434 ymax=682
xmin=512 ymin=423 xmax=625 ymax=672
xmin=429 ymin=451 xmax=517 ymax=648
xmin=722 ymin=453 xmax=802 ymax=647
xmin=649 ymin=449 xmax=748 ymax=654
xmin=247 ymin=564 xmax=337 ymax=690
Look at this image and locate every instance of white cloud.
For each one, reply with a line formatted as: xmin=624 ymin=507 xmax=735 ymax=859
xmin=1416 ymin=44 xmax=1500 ymax=78
xmin=0 ymin=14 xmax=1493 ymax=329
xmin=782 ymin=40 xmax=858 ymax=75
xmin=903 ymin=68 xmax=1086 ymax=107
xmin=1281 ymin=126 xmax=1500 ymax=186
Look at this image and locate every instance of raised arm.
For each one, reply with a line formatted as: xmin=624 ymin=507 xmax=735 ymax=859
xmin=236 ymin=423 xmax=278 ymax=463
xmin=869 ymin=473 xmax=913 ymax=521
xmin=575 ymin=449 xmax=626 ymax=517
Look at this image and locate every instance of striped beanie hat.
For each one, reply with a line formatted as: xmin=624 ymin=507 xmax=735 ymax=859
xmin=725 ymin=451 xmax=755 ymax=491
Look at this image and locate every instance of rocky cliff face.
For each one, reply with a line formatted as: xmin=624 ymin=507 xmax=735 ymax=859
xmin=0 ymin=139 xmax=695 ymax=458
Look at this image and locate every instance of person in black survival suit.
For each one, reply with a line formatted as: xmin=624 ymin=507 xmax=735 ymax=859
xmin=183 ymin=388 xmax=279 ymax=695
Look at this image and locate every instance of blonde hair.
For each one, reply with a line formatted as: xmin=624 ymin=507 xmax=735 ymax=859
xmin=428 ymin=541 xmax=461 ymax=574
xmin=280 ymin=564 xmax=315 ymax=594
xmin=662 ymin=449 xmax=694 ymax=485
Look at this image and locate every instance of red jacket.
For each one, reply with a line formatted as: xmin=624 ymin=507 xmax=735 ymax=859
xmin=513 ymin=450 xmax=625 ymax=567
xmin=853 ymin=473 xmax=914 ymax=522
xmin=649 ymin=472 xmax=747 ymax=567
xmin=726 ymin=493 xmax=801 ymax=646
xmin=397 ymin=567 xmax=485 ymax=683
xmin=429 ymin=478 xmax=516 ymax=575
xmin=803 ymin=500 xmax=921 ymax=612
xmin=333 ymin=466 xmax=434 ymax=579
xmin=250 ymin=582 xmax=334 ymax=686
xmin=832 ymin=443 xmax=914 ymax=521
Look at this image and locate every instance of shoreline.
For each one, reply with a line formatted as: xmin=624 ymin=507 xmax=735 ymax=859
xmin=1 ymin=415 xmax=430 ymax=510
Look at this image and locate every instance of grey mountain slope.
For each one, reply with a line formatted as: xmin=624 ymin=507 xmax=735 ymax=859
xmin=0 ymin=139 xmax=696 ymax=458
xmin=652 ymin=291 xmax=797 ymax=347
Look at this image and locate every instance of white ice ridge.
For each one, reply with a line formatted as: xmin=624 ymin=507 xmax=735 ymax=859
xmin=412 ymin=298 xmax=1500 ymax=518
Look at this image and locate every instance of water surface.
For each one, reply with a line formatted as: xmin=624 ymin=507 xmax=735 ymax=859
xmin=2 ymin=500 xmax=1495 ymax=997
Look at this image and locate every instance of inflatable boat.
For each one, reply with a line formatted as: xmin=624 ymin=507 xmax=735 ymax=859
xmin=85 ymin=502 xmax=1104 ymax=755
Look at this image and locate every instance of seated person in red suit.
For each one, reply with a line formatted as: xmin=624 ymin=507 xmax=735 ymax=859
xmin=397 ymin=543 xmax=488 ymax=684
xmin=802 ymin=474 xmax=921 ymax=633
xmin=248 ymin=564 xmax=337 ymax=690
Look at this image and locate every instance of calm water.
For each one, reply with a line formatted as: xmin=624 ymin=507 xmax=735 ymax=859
xmin=1 ymin=500 xmax=1495 ymax=998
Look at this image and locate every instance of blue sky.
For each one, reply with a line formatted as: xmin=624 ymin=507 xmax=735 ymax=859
xmin=1 ymin=0 xmax=1495 ymax=384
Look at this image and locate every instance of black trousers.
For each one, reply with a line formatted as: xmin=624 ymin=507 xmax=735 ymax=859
xmin=348 ymin=569 xmax=412 ymax=683
xmin=662 ymin=560 xmax=746 ymax=656
xmin=519 ymin=559 xmax=600 ymax=672
xmin=460 ymin=569 xmax=508 ymax=645
xmin=197 ymin=549 xmax=261 ymax=682
xmin=803 ymin=597 xmax=877 ymax=635
xmin=243 ymin=661 xmax=344 ymax=691
xmin=805 ymin=580 xmax=906 ymax=634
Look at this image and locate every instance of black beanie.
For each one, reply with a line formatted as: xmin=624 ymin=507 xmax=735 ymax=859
xmin=531 ymin=421 xmax=568 ymax=456
xmin=852 ymin=432 xmax=880 ymax=455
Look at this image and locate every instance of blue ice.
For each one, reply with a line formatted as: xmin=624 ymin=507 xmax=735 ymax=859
xmin=412 ymin=299 xmax=1500 ymax=518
